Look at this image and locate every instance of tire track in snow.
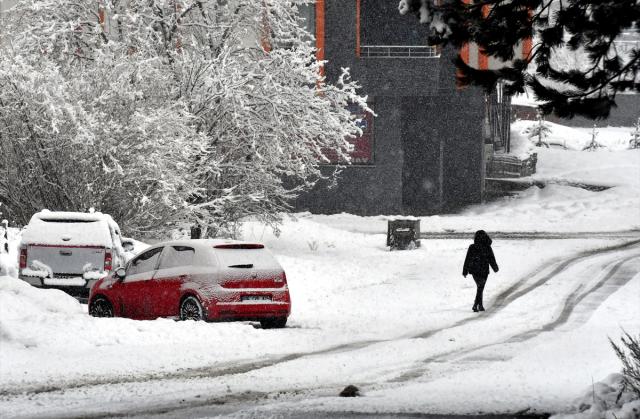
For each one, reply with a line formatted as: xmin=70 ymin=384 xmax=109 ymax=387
xmin=389 ymin=251 xmax=640 ymax=383
xmin=410 ymin=238 xmax=640 ymax=340
xmin=2 ymin=242 xmax=639 ymax=419
xmin=3 ymin=240 xmax=639 ymax=399
xmin=53 ymin=252 xmax=640 ymax=419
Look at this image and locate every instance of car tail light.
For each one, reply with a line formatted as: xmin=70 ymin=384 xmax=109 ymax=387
xmin=19 ymin=248 xmax=27 ymax=269
xmin=276 ymin=271 xmax=287 ymax=283
xmin=104 ymin=251 xmax=113 ymax=271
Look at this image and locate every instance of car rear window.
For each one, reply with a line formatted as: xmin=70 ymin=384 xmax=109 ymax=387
xmin=39 ymin=219 xmax=98 ymax=223
xmin=214 ymin=248 xmax=280 ymax=270
xmin=158 ymin=246 xmax=195 ymax=269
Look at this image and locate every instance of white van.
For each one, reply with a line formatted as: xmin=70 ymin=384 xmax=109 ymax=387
xmin=18 ymin=210 xmax=129 ymax=302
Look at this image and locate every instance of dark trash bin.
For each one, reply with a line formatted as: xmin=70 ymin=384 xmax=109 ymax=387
xmin=387 ymin=219 xmax=421 ymax=250
xmin=190 ymin=225 xmax=202 ymax=239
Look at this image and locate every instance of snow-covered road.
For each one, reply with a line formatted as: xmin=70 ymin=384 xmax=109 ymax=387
xmin=1 ymin=145 xmax=638 ymax=418
xmin=2 ymin=236 xmax=638 ymax=419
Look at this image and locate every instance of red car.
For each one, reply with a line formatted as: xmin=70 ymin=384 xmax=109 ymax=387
xmin=88 ymin=240 xmax=291 ymax=328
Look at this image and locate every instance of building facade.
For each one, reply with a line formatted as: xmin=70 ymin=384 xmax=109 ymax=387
xmin=294 ymin=0 xmax=487 ymax=216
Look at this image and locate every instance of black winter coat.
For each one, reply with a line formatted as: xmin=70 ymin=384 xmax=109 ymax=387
xmin=463 ymin=231 xmax=499 ymax=277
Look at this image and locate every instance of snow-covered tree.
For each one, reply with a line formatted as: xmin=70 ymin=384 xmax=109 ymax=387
xmin=583 ymin=124 xmax=602 ymax=152
xmin=399 ymin=0 xmax=640 ymax=120
xmin=528 ymin=110 xmax=551 ymax=148
xmin=0 ymin=0 xmax=369 ymax=237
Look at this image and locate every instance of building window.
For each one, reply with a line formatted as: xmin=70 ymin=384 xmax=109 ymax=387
xmin=358 ymin=0 xmax=439 ymax=58
xmin=298 ymin=3 xmax=315 ymax=37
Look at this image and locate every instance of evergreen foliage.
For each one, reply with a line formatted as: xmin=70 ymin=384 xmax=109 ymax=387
xmin=528 ymin=110 xmax=551 ymax=147
xmin=399 ymin=0 xmax=640 ymax=119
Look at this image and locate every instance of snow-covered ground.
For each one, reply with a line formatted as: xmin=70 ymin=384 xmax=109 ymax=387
xmin=0 ymin=125 xmax=639 ymax=418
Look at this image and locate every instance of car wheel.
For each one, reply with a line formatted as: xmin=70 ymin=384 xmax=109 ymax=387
xmin=180 ymin=296 xmax=204 ymax=321
xmin=260 ymin=317 xmax=287 ymax=329
xmin=89 ymin=297 xmax=114 ymax=318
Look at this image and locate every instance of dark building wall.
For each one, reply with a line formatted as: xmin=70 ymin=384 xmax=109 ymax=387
xmin=294 ymin=0 xmax=485 ymax=215
xmin=296 ymin=96 xmax=405 ymax=215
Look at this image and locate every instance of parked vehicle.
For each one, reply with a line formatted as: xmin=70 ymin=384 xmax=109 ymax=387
xmin=19 ymin=210 xmax=127 ymax=302
xmin=88 ymin=240 xmax=291 ymax=328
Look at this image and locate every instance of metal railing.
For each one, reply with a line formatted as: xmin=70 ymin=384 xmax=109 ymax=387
xmin=360 ymin=45 xmax=440 ymax=59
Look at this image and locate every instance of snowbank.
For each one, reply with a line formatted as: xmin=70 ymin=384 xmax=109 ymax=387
xmin=0 ymin=274 xmax=328 ymax=392
xmin=552 ymin=374 xmax=640 ymax=419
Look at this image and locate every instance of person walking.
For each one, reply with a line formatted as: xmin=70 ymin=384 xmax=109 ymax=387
xmin=463 ymin=230 xmax=499 ymax=312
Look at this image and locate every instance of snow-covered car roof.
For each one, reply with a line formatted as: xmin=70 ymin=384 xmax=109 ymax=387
xmin=21 ymin=210 xmax=118 ymax=248
xmin=127 ymin=239 xmax=277 ymax=268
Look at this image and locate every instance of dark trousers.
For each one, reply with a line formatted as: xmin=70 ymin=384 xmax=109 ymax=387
xmin=472 ymin=274 xmax=487 ymax=308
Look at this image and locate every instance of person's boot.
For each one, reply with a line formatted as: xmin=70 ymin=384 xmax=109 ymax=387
xmin=478 ymin=305 xmax=485 ymax=311
xmin=472 ymin=305 xmax=478 ymax=312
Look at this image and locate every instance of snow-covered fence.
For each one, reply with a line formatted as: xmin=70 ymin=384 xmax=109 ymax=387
xmin=486 ymin=153 xmax=537 ymax=178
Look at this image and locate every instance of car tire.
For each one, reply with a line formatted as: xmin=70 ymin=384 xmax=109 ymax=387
xmin=260 ymin=317 xmax=287 ymax=329
xmin=180 ymin=296 xmax=204 ymax=321
xmin=89 ymin=297 xmax=114 ymax=318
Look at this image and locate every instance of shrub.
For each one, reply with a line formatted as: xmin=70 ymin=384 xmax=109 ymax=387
xmin=610 ymin=331 xmax=640 ymax=398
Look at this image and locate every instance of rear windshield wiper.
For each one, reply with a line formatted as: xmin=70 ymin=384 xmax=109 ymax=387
xmin=228 ymin=264 xmax=254 ymax=268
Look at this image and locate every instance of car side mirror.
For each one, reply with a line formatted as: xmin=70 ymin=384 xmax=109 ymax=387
xmin=121 ymin=238 xmax=135 ymax=253
xmin=115 ymin=267 xmax=126 ymax=281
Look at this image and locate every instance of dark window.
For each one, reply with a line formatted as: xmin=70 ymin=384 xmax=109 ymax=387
xmin=361 ymin=0 xmax=429 ymax=46
xmin=298 ymin=3 xmax=315 ymax=36
xmin=127 ymin=247 xmax=163 ymax=276
xmin=158 ymin=246 xmax=195 ymax=269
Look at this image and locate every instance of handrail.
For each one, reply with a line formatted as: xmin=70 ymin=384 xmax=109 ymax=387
xmin=360 ymin=45 xmax=440 ymax=59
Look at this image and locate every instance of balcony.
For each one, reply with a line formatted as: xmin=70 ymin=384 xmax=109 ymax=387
xmin=359 ymin=45 xmax=440 ymax=59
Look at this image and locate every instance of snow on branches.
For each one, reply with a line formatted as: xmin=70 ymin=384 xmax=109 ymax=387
xmin=0 ymin=0 xmax=369 ymax=237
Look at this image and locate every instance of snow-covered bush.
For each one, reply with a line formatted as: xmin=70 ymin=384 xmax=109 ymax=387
xmin=583 ymin=125 xmax=603 ymax=152
xmin=0 ymin=0 xmax=369 ymax=237
xmin=551 ymin=373 xmax=640 ymax=419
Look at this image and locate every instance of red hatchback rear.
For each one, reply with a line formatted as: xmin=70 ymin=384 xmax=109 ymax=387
xmin=88 ymin=240 xmax=291 ymax=328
